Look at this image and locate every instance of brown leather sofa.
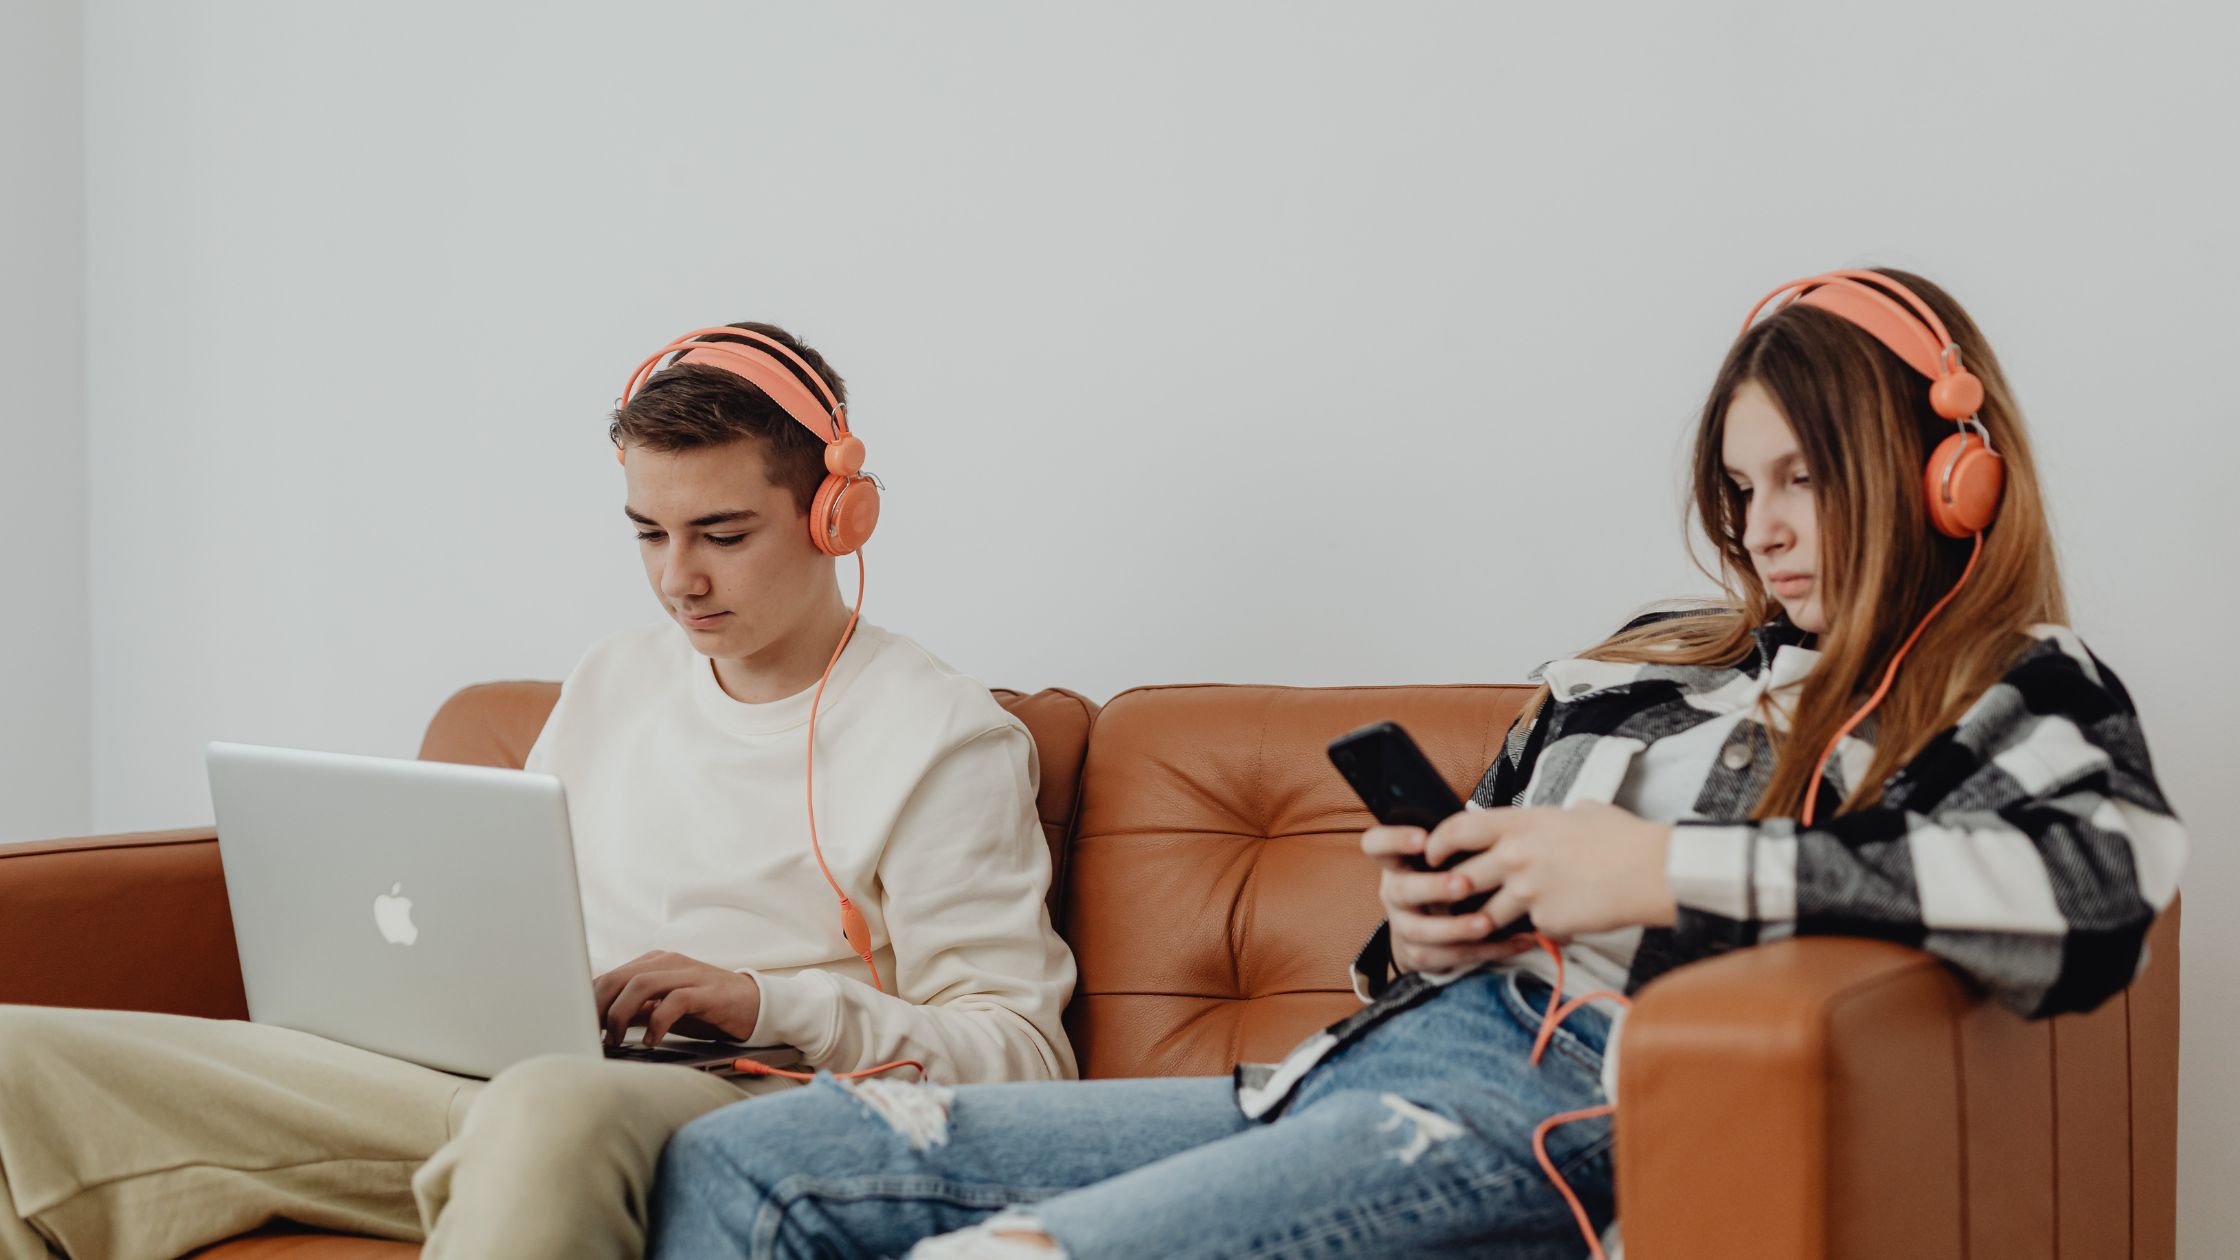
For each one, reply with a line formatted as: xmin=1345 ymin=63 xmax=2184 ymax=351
xmin=0 ymin=681 xmax=2179 ymax=1259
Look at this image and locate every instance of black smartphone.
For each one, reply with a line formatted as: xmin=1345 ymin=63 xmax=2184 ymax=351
xmin=1326 ymin=720 xmax=1531 ymax=936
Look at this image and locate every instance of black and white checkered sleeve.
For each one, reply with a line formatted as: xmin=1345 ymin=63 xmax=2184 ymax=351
xmin=1664 ymin=634 xmax=2186 ymax=1019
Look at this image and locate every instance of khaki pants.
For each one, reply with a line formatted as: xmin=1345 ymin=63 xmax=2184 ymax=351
xmin=0 ymin=1005 xmax=789 ymax=1260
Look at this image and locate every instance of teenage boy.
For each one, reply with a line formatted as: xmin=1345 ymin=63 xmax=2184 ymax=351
xmin=0 ymin=323 xmax=1077 ymax=1260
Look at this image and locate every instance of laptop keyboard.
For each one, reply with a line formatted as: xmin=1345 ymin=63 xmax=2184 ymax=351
xmin=605 ymin=1043 xmax=704 ymax=1063
xmin=604 ymin=1038 xmax=757 ymax=1064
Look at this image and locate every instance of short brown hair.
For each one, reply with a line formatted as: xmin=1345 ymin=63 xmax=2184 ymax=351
xmin=607 ymin=322 xmax=848 ymax=515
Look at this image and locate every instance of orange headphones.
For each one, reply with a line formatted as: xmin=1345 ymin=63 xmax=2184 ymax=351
xmin=1741 ymin=269 xmax=2005 ymax=538
xmin=618 ymin=325 xmax=883 ymax=556
xmin=1738 ymin=269 xmax=2001 ymax=825
xmin=616 ymin=326 xmax=887 ymax=994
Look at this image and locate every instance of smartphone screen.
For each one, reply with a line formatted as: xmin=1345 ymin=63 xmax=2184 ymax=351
xmin=1327 ymin=720 xmax=1467 ymax=840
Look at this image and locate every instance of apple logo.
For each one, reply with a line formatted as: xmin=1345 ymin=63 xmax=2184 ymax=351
xmin=373 ymin=882 xmax=418 ymax=946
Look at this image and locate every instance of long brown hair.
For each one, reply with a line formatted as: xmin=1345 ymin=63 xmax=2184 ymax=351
xmin=1560 ymin=269 xmax=2065 ymax=819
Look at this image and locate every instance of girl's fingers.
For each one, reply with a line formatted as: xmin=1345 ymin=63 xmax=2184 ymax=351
xmin=1391 ymin=904 xmax=1498 ymax=946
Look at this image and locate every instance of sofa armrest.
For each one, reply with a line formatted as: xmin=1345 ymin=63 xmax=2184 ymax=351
xmin=1614 ymin=936 xmax=1982 ymax=1260
xmin=0 ymin=829 xmax=247 ymax=1019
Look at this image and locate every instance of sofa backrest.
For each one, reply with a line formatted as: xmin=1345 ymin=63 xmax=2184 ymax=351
xmin=416 ymin=681 xmax=1098 ymax=923
xmin=1058 ymin=683 xmax=1536 ymax=1078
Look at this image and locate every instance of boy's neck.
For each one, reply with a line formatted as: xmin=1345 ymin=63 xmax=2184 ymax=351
xmin=709 ymin=592 xmax=858 ymax=705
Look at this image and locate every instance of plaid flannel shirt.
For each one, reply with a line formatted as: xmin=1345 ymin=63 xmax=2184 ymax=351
xmin=1237 ymin=615 xmax=2185 ymax=1120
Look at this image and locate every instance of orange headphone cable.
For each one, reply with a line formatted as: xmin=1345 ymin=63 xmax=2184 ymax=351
xmin=805 ymin=550 xmax=881 ymax=991
xmin=1515 ymin=931 xmax=1630 ymax=1260
xmin=730 ymin=1055 xmax=926 ymax=1082
xmin=1801 ymin=531 xmax=1985 ymax=827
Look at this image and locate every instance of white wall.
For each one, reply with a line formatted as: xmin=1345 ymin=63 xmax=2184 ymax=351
xmin=63 ymin=1 xmax=2240 ymax=1250
xmin=0 ymin=0 xmax=88 ymax=845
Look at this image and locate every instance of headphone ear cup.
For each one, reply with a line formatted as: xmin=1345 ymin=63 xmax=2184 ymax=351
xmin=1925 ymin=433 xmax=2005 ymax=537
xmin=810 ymin=474 xmax=882 ymax=556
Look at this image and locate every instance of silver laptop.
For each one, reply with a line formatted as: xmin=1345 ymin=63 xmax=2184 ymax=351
xmin=207 ymin=742 xmax=800 ymax=1080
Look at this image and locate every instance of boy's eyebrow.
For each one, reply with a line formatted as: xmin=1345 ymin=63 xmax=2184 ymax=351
xmin=623 ymin=507 xmax=761 ymax=528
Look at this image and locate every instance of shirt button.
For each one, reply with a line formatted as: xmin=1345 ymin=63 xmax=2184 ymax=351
xmin=1566 ymin=682 xmax=1591 ymax=697
xmin=1721 ymin=742 xmax=1755 ymax=771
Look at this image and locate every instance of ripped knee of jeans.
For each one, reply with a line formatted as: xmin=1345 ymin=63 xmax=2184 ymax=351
xmin=906 ymin=1208 xmax=1066 ymax=1259
xmin=1375 ymin=1093 xmax=1464 ymax=1166
xmin=829 ymin=1075 xmax=959 ymax=1151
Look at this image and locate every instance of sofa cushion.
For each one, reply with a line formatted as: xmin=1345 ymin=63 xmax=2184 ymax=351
xmin=413 ymin=679 xmax=558 ymax=770
xmin=1060 ymin=683 xmax=1535 ymax=1079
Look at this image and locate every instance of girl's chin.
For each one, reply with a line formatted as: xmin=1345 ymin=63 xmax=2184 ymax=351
xmin=1782 ymin=600 xmax=1829 ymax=635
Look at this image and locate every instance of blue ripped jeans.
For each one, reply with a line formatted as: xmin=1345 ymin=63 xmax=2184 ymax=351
xmin=649 ymin=970 xmax=1614 ymax=1260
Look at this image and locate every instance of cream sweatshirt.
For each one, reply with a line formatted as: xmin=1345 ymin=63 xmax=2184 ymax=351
xmin=523 ymin=620 xmax=1077 ymax=1084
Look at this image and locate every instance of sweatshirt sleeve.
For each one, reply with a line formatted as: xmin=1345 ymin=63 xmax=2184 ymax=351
xmin=744 ymin=723 xmax=1079 ymax=1084
xmin=1664 ymin=636 xmax=2186 ymax=1019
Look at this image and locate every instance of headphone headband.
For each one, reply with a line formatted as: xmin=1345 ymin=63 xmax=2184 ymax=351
xmin=620 ymin=326 xmax=848 ymax=444
xmin=1740 ymin=270 xmax=1961 ymax=385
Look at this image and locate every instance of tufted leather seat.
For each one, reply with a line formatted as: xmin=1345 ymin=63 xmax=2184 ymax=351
xmin=1060 ymin=683 xmax=1528 ymax=1076
xmin=1 ymin=679 xmax=2182 ymax=1259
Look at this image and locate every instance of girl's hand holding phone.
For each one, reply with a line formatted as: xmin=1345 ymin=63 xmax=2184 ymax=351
xmin=1364 ymin=803 xmax=1679 ymax=974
